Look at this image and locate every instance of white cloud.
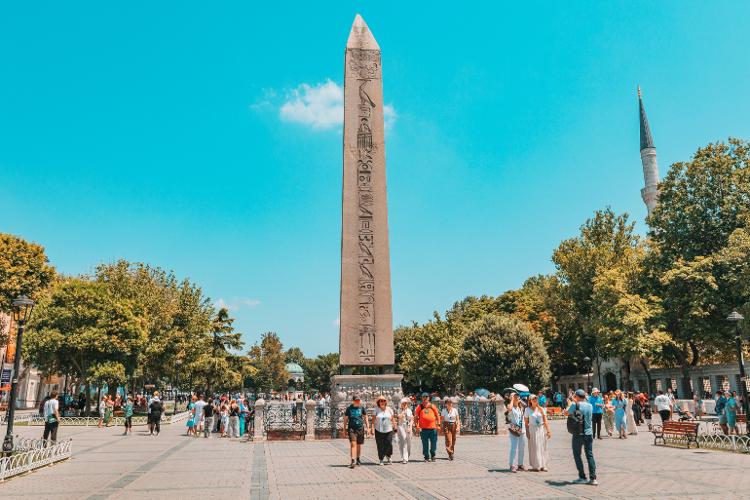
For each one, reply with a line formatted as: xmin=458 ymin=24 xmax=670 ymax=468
xmin=279 ymin=79 xmax=343 ymax=130
xmin=263 ymin=79 xmax=396 ymax=132
xmin=216 ymin=297 xmax=261 ymax=311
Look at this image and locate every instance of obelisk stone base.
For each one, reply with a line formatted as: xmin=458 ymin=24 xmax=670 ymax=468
xmin=331 ymin=374 xmax=403 ymax=408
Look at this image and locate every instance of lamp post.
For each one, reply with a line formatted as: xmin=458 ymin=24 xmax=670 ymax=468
xmin=583 ymin=356 xmax=592 ymax=392
xmin=727 ymin=311 xmax=749 ymax=434
xmin=3 ymin=295 xmax=35 ymax=453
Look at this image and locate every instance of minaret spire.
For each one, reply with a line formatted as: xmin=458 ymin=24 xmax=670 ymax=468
xmin=638 ymin=86 xmax=659 ymax=215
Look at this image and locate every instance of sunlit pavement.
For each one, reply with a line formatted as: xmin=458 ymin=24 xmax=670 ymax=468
xmin=2 ymin=419 xmax=750 ymax=499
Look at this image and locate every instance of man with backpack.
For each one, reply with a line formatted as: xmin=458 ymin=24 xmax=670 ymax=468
xmin=567 ymin=389 xmax=597 ymax=486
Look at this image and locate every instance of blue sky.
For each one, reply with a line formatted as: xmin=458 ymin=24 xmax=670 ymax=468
xmin=2 ymin=2 xmax=749 ymax=356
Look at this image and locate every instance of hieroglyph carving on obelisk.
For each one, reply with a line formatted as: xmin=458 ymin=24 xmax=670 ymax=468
xmin=339 ymin=14 xmax=394 ymax=368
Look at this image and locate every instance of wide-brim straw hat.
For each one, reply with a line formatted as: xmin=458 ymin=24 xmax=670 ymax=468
xmin=375 ymin=395 xmax=387 ymax=403
xmin=400 ymin=397 xmax=411 ymax=404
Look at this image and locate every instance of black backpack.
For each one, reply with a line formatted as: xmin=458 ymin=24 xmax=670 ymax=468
xmin=567 ymin=403 xmax=584 ymax=435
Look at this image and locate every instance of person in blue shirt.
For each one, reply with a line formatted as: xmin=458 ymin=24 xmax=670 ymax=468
xmin=567 ymin=389 xmax=597 ymax=486
xmin=588 ymin=388 xmax=604 ymax=439
xmin=554 ymin=392 xmax=564 ymax=408
xmin=538 ymin=391 xmax=547 ymax=408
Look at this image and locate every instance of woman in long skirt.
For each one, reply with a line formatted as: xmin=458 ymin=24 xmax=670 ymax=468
xmin=371 ymin=395 xmax=396 ymax=465
xmin=396 ymin=398 xmax=413 ymax=464
xmin=626 ymin=393 xmax=638 ymax=435
xmin=613 ymin=391 xmax=628 ymax=439
xmin=524 ymin=395 xmax=550 ymax=472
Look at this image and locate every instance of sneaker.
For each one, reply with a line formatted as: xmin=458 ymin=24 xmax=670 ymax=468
xmin=589 ymin=479 xmax=599 ymax=486
xmin=430 ymin=456 xmax=436 ymax=462
xmin=572 ymin=478 xmax=588 ymax=484
xmin=402 ymin=459 xmax=407 ymax=464
xmin=424 ymin=457 xmax=430 ymax=462
xmin=356 ymin=458 xmax=362 ymax=466
xmin=385 ymin=457 xmax=391 ymax=465
xmin=378 ymin=460 xmax=383 ymax=466
xmin=349 ymin=461 xmax=355 ymax=469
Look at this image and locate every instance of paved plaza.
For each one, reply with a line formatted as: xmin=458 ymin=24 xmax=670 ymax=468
xmin=2 ymin=420 xmax=750 ymax=499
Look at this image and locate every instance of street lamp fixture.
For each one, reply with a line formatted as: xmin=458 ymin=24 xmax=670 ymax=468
xmin=3 ymin=295 xmax=35 ymax=453
xmin=583 ymin=356 xmax=592 ymax=392
xmin=727 ymin=311 xmax=749 ymax=435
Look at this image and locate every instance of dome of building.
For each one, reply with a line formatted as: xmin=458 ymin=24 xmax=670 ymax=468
xmin=286 ymin=362 xmax=304 ymax=375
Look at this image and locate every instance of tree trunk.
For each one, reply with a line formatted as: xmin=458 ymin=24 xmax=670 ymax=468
xmin=640 ymin=359 xmax=653 ymax=396
xmin=620 ymin=358 xmax=632 ymax=391
xmin=84 ymin=381 xmax=91 ymax=416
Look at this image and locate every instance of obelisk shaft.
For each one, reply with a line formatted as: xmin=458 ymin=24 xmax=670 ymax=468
xmin=339 ymin=15 xmax=394 ymax=368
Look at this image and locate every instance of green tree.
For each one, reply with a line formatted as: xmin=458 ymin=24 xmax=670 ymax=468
xmin=0 ymin=233 xmax=55 ymax=317
xmin=25 ymin=278 xmax=146 ymax=414
xmin=460 ymin=314 xmax=551 ymax=392
xmin=395 ymin=314 xmax=464 ymax=394
xmin=247 ymin=332 xmax=288 ymax=392
xmin=645 ymin=139 xmax=750 ymax=394
xmin=302 ymin=353 xmax=339 ymax=393
xmin=285 ymin=347 xmax=306 ymax=366
xmin=191 ymin=307 xmax=245 ymax=392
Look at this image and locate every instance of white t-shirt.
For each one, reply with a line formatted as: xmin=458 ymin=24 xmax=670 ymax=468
xmin=441 ymin=407 xmax=459 ymax=423
xmin=193 ymin=400 xmax=207 ymax=422
xmin=373 ymin=406 xmax=394 ymax=433
xmin=44 ymin=398 xmax=59 ymax=420
xmin=654 ymin=394 xmax=671 ymax=412
xmin=397 ymin=407 xmax=413 ymax=429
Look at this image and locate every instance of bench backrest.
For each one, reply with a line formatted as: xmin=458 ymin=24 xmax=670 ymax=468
xmin=662 ymin=421 xmax=699 ymax=434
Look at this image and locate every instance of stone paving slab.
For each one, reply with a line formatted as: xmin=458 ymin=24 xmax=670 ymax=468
xmin=3 ymin=419 xmax=750 ymax=499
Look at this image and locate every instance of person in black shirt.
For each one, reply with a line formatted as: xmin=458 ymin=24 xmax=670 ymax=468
xmin=148 ymin=392 xmax=164 ymax=436
xmin=203 ymin=398 xmax=215 ymax=438
xmin=343 ymin=394 xmax=369 ymax=468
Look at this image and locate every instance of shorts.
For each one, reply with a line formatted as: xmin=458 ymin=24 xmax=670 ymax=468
xmin=348 ymin=428 xmax=365 ymax=444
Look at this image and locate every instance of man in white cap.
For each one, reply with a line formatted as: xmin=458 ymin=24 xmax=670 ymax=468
xmin=588 ymin=388 xmax=604 ymax=439
xmin=343 ymin=394 xmax=369 ymax=468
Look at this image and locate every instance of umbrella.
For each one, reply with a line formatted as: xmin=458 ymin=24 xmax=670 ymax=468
xmin=474 ymin=388 xmax=490 ymax=398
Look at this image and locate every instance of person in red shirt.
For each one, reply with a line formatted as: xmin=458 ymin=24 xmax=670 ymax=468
xmin=414 ymin=392 xmax=441 ymax=461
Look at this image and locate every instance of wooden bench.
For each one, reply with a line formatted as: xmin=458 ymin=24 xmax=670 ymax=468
xmin=652 ymin=421 xmax=700 ymax=449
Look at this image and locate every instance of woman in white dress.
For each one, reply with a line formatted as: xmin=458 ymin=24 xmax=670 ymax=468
xmin=626 ymin=393 xmax=638 ymax=435
xmin=524 ymin=394 xmax=551 ymax=471
xmin=396 ymin=398 xmax=413 ymax=464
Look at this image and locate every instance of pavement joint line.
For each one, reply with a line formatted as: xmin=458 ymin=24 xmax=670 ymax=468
xmin=328 ymin=439 xmax=443 ymax=500
xmin=84 ymin=436 xmax=193 ymax=500
xmin=250 ymin=442 xmax=269 ymax=500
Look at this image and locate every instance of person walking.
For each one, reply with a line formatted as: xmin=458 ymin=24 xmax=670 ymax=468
xmin=588 ymin=388 xmax=604 ymax=439
xmin=414 ymin=392 xmax=440 ymax=462
xmin=123 ymin=395 xmax=134 ymax=435
xmin=371 ymin=395 xmax=396 ymax=465
xmin=626 ymin=393 xmax=638 ymax=436
xmin=396 ymin=397 xmax=413 ymax=464
xmin=441 ymin=398 xmax=460 ymax=460
xmin=220 ymin=402 xmax=229 ymax=437
xmin=524 ymin=394 xmax=550 ymax=472
xmin=507 ymin=392 xmax=526 ymax=472
xmin=343 ymin=394 xmax=368 ymax=468
xmin=643 ymin=395 xmax=653 ymax=430
xmin=148 ymin=392 xmax=163 ymax=436
xmin=97 ymin=396 xmax=107 ymax=428
xmin=654 ymin=390 xmax=672 ymax=425
xmin=568 ymin=389 xmax=597 ymax=486
xmin=42 ymin=391 xmax=61 ymax=445
xmin=186 ymin=395 xmax=197 ymax=436
xmin=193 ymin=394 xmax=207 ymax=437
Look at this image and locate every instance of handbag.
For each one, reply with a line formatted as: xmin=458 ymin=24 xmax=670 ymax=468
xmin=508 ymin=409 xmax=522 ymax=437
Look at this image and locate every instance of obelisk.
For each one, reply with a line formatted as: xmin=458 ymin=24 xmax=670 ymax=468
xmin=333 ymin=15 xmax=402 ymax=404
xmin=339 ymin=14 xmax=394 ymax=371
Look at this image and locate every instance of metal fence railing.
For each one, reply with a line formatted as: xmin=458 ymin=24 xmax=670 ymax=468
xmin=0 ymin=438 xmax=72 ymax=481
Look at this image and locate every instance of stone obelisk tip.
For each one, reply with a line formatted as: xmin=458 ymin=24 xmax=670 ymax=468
xmin=347 ymin=13 xmax=380 ymax=50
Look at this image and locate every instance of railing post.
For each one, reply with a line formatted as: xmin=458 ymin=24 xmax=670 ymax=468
xmin=494 ymin=395 xmax=506 ymax=435
xmin=305 ymin=399 xmax=316 ymax=441
xmin=254 ymin=399 xmax=266 ymax=442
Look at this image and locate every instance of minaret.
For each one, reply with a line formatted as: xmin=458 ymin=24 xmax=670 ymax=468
xmin=638 ymin=86 xmax=659 ymax=214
